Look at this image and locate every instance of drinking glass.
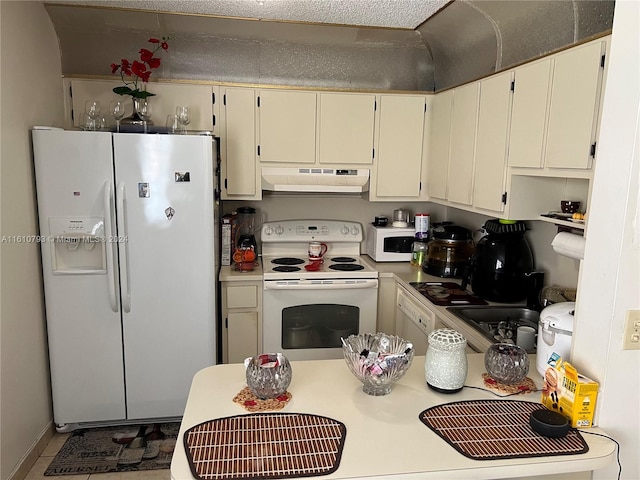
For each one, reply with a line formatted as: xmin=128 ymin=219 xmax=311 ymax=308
xmin=176 ymin=106 xmax=191 ymax=134
xmin=109 ymin=101 xmax=125 ymax=132
xmin=136 ymin=98 xmax=152 ymax=133
xmin=166 ymin=114 xmax=179 ymax=134
xmin=85 ymin=100 xmax=101 ymax=121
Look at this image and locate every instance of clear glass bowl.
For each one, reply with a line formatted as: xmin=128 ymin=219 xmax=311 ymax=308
xmin=484 ymin=343 xmax=530 ymax=384
xmin=342 ymin=333 xmax=414 ymax=396
xmin=245 ymin=353 xmax=292 ymax=399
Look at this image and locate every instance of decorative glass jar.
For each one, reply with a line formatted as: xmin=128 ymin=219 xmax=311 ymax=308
xmin=484 ymin=343 xmax=529 ymax=384
xmin=425 ymin=329 xmax=468 ymax=393
xmin=244 ymin=353 xmax=292 ymax=399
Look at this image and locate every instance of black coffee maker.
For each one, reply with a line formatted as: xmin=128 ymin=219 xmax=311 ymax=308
xmin=462 ymin=219 xmax=539 ymax=304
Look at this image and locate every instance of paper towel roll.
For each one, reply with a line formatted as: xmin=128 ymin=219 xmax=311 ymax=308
xmin=552 ymin=232 xmax=586 ymax=260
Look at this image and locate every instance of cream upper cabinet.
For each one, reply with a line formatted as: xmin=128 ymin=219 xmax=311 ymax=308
xmin=545 ymin=40 xmax=606 ymax=169
xmin=370 ymin=94 xmax=426 ymax=200
xmin=427 ymin=90 xmax=453 ymax=201
xmin=318 ymin=93 xmax=375 ymax=165
xmin=447 ymin=83 xmax=479 ymax=206
xmin=257 ymin=90 xmax=317 ymax=164
xmin=67 ymin=79 xmax=215 ymax=132
xmin=473 ymin=71 xmax=513 ymax=213
xmin=508 ymin=59 xmax=552 ymax=168
xmin=220 ymin=87 xmax=260 ymax=200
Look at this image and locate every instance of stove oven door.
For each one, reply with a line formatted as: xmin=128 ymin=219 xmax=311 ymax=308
xmin=263 ymin=279 xmax=378 ymax=360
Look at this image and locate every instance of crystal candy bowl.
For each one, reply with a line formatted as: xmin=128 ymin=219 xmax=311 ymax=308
xmin=245 ymin=353 xmax=292 ymax=399
xmin=484 ymin=343 xmax=530 ymax=384
xmin=342 ymin=333 xmax=414 ymax=396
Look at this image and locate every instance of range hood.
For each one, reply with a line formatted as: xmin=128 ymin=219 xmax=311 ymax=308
xmin=261 ymin=167 xmax=370 ymax=193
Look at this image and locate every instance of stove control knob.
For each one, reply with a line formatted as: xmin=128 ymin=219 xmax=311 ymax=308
xmin=351 ymin=226 xmax=360 ymax=236
xmin=275 ymin=225 xmax=285 ymax=235
xmin=263 ymin=226 xmax=274 ymax=236
xmin=340 ymin=225 xmax=350 ymax=235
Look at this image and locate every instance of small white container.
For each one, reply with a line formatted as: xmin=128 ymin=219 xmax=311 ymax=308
xmin=415 ymin=213 xmax=430 ymax=240
xmin=425 ymin=329 xmax=468 ymax=393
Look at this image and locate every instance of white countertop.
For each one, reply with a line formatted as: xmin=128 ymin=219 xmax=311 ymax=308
xmin=360 ymin=257 xmax=506 ymax=352
xmin=219 ymin=261 xmax=264 ymax=282
xmin=170 ymin=354 xmax=615 ymax=480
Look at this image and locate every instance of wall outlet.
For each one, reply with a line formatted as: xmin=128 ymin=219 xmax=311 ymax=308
xmin=622 ymin=310 xmax=640 ymax=350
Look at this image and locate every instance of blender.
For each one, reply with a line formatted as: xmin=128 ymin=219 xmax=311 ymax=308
xmin=234 ymin=207 xmax=257 ymax=271
xmin=236 ymin=206 xmax=257 ymax=251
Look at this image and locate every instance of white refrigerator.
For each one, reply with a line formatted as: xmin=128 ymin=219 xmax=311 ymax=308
xmin=32 ymin=128 xmax=217 ymax=430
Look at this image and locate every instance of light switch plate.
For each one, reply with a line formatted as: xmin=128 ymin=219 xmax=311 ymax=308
xmin=622 ymin=310 xmax=640 ymax=350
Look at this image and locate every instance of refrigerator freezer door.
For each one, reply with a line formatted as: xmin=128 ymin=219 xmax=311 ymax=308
xmin=113 ymin=134 xmax=216 ymax=419
xmin=32 ymin=129 xmax=126 ymax=425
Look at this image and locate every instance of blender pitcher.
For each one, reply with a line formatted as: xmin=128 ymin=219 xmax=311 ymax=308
xmin=236 ymin=207 xmax=257 ymax=250
xmin=234 ymin=207 xmax=257 ymax=271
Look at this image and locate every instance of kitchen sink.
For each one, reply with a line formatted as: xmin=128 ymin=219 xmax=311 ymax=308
xmin=446 ymin=306 xmax=539 ymax=344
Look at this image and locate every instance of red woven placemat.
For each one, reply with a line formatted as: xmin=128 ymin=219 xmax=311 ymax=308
xmin=184 ymin=413 xmax=346 ymax=480
xmin=419 ymin=400 xmax=588 ymax=460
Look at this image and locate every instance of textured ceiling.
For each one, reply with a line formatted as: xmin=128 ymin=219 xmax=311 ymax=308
xmin=48 ymin=0 xmax=452 ymax=29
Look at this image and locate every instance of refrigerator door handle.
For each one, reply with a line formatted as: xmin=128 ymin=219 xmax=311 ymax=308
xmin=116 ymin=182 xmax=132 ymax=313
xmin=103 ymin=181 xmax=118 ymax=312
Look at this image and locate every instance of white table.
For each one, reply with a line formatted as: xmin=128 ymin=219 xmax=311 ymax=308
xmin=171 ymin=354 xmax=615 ymax=480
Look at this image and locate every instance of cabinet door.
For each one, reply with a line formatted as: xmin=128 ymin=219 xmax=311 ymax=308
xmin=545 ymin=41 xmax=604 ymax=169
xmin=258 ymin=90 xmax=316 ymax=163
xmin=373 ymin=94 xmax=426 ymax=198
xmin=508 ymin=59 xmax=552 ymax=168
xmin=427 ymin=90 xmax=453 ymax=200
xmin=227 ymin=312 xmax=258 ymax=364
xmin=318 ymin=93 xmax=375 ymax=164
xmin=447 ymin=83 xmax=479 ymax=206
xmin=69 ymin=79 xmax=214 ymax=131
xmin=473 ymin=71 xmax=512 ymax=213
xmin=221 ymin=87 xmax=259 ymax=199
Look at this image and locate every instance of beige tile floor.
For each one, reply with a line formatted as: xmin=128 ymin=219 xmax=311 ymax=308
xmin=25 ymin=433 xmax=170 ymax=480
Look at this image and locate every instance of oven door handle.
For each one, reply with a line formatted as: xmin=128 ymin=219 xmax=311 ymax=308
xmin=264 ymin=279 xmax=379 ymax=290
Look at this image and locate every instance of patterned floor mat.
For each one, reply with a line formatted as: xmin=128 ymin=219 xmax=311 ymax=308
xmin=44 ymin=422 xmax=180 ymax=475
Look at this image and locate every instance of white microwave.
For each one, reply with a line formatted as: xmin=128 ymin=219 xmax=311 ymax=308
xmin=365 ymin=224 xmax=415 ymax=262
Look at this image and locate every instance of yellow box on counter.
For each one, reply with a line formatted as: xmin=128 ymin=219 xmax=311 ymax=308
xmin=541 ymin=353 xmax=599 ymax=428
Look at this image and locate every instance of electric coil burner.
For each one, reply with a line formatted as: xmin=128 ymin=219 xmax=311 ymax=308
xmin=272 ymin=257 xmax=305 ymax=266
xmin=261 ymin=220 xmax=379 ymax=361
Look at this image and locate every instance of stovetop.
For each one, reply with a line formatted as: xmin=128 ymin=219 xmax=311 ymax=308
xmin=261 ymin=220 xmax=377 ymax=280
xmin=262 ymin=255 xmax=378 ymax=280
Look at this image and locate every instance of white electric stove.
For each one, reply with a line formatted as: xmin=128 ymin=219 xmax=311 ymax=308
xmin=260 ymin=220 xmax=378 ymax=360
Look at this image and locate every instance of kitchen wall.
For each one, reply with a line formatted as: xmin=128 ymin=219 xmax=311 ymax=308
xmin=571 ymin=2 xmax=640 ymax=478
xmin=224 ymin=196 xmax=580 ymax=289
xmin=223 ymin=195 xmax=447 ymax=253
xmin=0 ymin=2 xmax=63 ymax=480
xmin=449 ymin=210 xmax=581 ymax=288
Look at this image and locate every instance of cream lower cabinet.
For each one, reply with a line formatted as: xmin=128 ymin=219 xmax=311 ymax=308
xmin=376 ymin=277 xmax=398 ymax=334
xmin=220 ymin=86 xmax=260 ymax=200
xmin=65 ymin=79 xmax=216 ymax=133
xmin=222 ymin=282 xmax=262 ymax=364
xmin=369 ymin=94 xmax=427 ymax=200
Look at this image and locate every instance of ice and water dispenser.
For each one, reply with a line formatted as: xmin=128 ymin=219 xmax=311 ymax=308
xmin=48 ymin=217 xmax=106 ymax=274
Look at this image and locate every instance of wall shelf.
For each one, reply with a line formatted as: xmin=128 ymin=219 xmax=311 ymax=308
xmin=538 ymin=215 xmax=586 ymax=230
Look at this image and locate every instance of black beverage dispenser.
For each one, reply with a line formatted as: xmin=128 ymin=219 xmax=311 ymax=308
xmin=462 ymin=219 xmax=535 ymax=303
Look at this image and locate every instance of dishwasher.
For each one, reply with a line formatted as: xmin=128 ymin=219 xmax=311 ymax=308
xmin=395 ymin=285 xmax=437 ymax=355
